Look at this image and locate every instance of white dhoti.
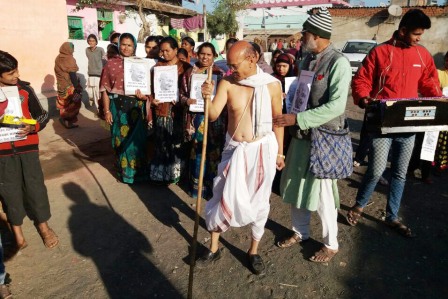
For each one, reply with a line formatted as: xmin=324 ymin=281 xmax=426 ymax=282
xmin=205 ymin=132 xmax=278 ymax=241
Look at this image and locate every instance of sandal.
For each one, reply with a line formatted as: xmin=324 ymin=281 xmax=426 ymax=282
xmin=309 ymin=247 xmax=338 ymax=263
xmin=39 ymin=228 xmax=59 ymax=249
xmin=276 ymin=233 xmax=304 ymax=248
xmin=346 ymin=206 xmax=363 ymax=226
xmin=385 ymin=220 xmax=414 ymax=238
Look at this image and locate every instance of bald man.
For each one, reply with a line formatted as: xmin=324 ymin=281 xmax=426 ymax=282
xmin=196 ymin=41 xmax=284 ymax=275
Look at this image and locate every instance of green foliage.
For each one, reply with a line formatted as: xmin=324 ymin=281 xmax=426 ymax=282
xmin=207 ymin=0 xmax=252 ymax=37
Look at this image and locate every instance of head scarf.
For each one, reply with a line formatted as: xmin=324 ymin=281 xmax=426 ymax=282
xmin=272 ymin=53 xmax=295 ymax=92
xmin=54 ymin=42 xmax=79 ymax=90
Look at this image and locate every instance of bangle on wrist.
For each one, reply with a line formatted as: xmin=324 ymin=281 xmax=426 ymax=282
xmin=104 ymin=110 xmax=111 ymax=114
xmin=277 ymin=154 xmax=285 ymax=159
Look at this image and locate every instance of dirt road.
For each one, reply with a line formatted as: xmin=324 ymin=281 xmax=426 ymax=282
xmin=3 ymin=98 xmax=448 ymax=299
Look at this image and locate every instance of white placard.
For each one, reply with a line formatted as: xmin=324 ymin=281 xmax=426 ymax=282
xmin=290 ymin=70 xmax=314 ymax=114
xmin=0 ymin=127 xmax=25 ymax=143
xmin=124 ymin=57 xmax=155 ymax=95
xmin=154 ymin=65 xmax=178 ymax=102
xmin=284 ymin=77 xmax=297 ymax=95
xmin=443 ymin=87 xmax=448 ymax=97
xmin=420 ymin=131 xmax=439 ymax=161
xmin=0 ymin=86 xmax=22 ymax=118
xmin=189 ymin=74 xmax=217 ymax=113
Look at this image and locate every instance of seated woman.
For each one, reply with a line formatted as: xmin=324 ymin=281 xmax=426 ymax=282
xmin=101 ymin=33 xmax=149 ymax=184
xmin=180 ymin=42 xmax=226 ymax=199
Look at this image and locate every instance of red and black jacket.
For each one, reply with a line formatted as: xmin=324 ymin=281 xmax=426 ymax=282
xmin=0 ymin=80 xmax=49 ymax=156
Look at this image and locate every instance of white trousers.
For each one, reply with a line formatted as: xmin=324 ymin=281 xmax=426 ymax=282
xmin=290 ymin=179 xmax=339 ymax=250
xmin=88 ymin=76 xmax=101 ymax=110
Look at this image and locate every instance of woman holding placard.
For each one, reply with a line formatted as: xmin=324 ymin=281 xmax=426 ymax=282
xmin=271 ymin=53 xmax=296 ymax=193
xmin=149 ymin=36 xmax=192 ymax=184
xmin=180 ymin=42 xmax=226 ymax=199
xmin=100 ymin=33 xmax=148 ymax=184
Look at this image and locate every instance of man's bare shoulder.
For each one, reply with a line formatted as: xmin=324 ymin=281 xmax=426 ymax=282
xmin=267 ymin=80 xmax=282 ymax=92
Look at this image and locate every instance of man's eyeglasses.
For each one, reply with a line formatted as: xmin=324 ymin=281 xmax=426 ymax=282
xmin=227 ymin=57 xmax=248 ymax=71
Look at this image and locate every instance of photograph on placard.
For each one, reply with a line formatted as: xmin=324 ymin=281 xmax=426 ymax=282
xmin=189 ymin=74 xmax=217 ymax=113
xmin=123 ymin=57 xmax=155 ymax=95
xmin=154 ymin=65 xmax=178 ymax=102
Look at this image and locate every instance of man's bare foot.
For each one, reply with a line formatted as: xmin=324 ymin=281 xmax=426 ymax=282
xmin=309 ymin=247 xmax=338 ymax=263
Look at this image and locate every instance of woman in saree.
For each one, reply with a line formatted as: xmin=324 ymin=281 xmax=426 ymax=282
xmin=180 ymin=42 xmax=226 ymax=199
xmin=181 ymin=36 xmax=197 ymax=64
xmin=54 ymin=42 xmax=82 ymax=129
xmin=149 ymin=36 xmax=192 ymax=184
xmin=100 ymin=33 xmax=148 ymax=184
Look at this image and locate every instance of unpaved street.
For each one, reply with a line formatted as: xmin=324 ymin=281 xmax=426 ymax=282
xmin=3 ymin=97 xmax=448 ymax=299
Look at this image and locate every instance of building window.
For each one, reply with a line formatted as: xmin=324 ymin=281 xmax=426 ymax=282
xmin=68 ymin=17 xmax=84 ymax=40
xmin=97 ymin=9 xmax=114 ymax=41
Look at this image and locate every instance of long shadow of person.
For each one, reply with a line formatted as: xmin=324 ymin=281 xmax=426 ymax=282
xmin=65 ymin=182 xmax=182 ymax=298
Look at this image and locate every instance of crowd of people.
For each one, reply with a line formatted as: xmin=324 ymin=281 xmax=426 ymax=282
xmin=0 ymin=6 xmax=447 ymax=297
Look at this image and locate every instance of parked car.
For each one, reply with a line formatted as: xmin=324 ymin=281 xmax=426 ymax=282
xmin=341 ymin=39 xmax=377 ymax=75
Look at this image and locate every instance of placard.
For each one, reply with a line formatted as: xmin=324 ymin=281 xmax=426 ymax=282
xmin=284 ymin=77 xmax=297 ymax=95
xmin=124 ymin=57 xmax=155 ymax=95
xmin=0 ymin=127 xmax=25 ymax=143
xmin=154 ymin=65 xmax=178 ymax=102
xmin=420 ymin=131 xmax=439 ymax=161
xmin=189 ymin=74 xmax=217 ymax=113
xmin=0 ymin=86 xmax=26 ymax=142
xmin=290 ymin=70 xmax=314 ymax=114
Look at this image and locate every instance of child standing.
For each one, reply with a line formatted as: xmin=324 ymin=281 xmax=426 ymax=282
xmin=0 ymin=50 xmax=58 ymax=251
xmin=85 ymin=34 xmax=105 ymax=110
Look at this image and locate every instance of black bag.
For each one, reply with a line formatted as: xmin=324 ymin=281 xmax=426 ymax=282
xmin=309 ymin=124 xmax=353 ymax=179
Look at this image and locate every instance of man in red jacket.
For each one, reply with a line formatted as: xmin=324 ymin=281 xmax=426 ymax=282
xmin=346 ymin=9 xmax=442 ymax=237
xmin=0 ymin=50 xmax=59 ymax=251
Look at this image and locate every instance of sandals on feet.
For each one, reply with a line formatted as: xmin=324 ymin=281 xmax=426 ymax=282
xmin=309 ymin=247 xmax=338 ymax=263
xmin=276 ymin=233 xmax=304 ymax=248
xmin=39 ymin=228 xmax=59 ymax=249
xmin=346 ymin=207 xmax=363 ymax=226
xmin=385 ymin=220 xmax=414 ymax=238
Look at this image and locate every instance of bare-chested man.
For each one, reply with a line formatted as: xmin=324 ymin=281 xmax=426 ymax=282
xmin=196 ymin=41 xmax=284 ymax=275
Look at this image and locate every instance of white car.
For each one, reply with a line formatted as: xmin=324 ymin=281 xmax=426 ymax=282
xmin=341 ymin=40 xmax=377 ymax=75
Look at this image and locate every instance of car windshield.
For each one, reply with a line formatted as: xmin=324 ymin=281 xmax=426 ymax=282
xmin=342 ymin=42 xmax=376 ymax=54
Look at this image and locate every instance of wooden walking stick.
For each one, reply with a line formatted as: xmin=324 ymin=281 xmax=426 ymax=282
xmin=188 ymin=65 xmax=213 ymax=299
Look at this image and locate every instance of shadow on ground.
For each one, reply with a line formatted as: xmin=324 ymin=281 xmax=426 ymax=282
xmin=64 ymin=182 xmax=183 ymax=298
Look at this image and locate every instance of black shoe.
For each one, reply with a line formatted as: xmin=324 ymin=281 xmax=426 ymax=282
xmin=247 ymin=253 xmax=266 ymax=275
xmin=195 ymin=248 xmax=222 ymax=269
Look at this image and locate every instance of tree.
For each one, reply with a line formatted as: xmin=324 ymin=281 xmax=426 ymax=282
xmin=76 ymin=0 xmax=152 ymax=42
xmin=207 ymin=0 xmax=253 ymax=38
